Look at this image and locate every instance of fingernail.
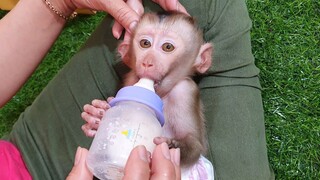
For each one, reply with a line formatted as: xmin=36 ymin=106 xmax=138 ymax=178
xmin=104 ymin=103 xmax=110 ymax=109
xmin=88 ymin=130 xmax=96 ymax=137
xmin=172 ymin=148 xmax=180 ymax=166
xmin=129 ymin=21 xmax=138 ymax=33
xmin=161 ymin=143 xmax=171 ymax=160
xmin=114 ymin=32 xmax=120 ymax=39
xmin=99 ymin=110 xmax=104 ymax=116
xmin=137 ymin=145 xmax=149 ymax=162
xmin=74 ymin=147 xmax=82 ymax=166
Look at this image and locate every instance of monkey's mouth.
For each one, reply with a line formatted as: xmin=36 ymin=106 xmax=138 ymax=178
xmin=137 ymin=74 xmax=161 ymax=90
xmin=154 ymin=81 xmax=161 ymax=89
xmin=137 ymin=72 xmax=162 ymax=84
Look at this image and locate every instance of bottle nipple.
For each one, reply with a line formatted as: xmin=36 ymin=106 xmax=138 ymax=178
xmin=134 ymin=78 xmax=155 ymax=92
xmin=109 ymin=77 xmax=164 ymax=126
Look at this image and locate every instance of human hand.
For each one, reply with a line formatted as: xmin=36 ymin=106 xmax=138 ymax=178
xmin=124 ymin=143 xmax=181 ymax=180
xmin=66 ymin=147 xmax=93 ymax=180
xmin=54 ymin=0 xmax=187 ymax=38
xmin=66 ymin=143 xmax=180 ymax=180
xmin=111 ymin=0 xmax=188 ymax=40
xmin=81 ymin=98 xmax=112 ymax=137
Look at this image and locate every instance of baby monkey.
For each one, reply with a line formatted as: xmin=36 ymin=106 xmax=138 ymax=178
xmin=83 ymin=12 xmax=213 ymax=167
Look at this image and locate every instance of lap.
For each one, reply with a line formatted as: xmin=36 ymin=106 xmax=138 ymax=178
xmin=6 ymin=0 xmax=274 ymax=179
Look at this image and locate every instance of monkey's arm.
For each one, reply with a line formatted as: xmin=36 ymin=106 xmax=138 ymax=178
xmin=158 ymin=78 xmax=207 ymax=167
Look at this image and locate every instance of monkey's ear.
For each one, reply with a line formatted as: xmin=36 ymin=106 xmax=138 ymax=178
xmin=118 ymin=42 xmax=131 ymax=67
xmin=194 ymin=43 xmax=213 ymax=74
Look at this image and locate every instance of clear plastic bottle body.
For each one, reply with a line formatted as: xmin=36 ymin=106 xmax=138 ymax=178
xmin=86 ymin=101 xmax=163 ymax=180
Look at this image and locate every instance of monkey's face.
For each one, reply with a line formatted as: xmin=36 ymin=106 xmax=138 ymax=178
xmin=119 ymin=12 xmax=212 ymax=96
xmin=132 ymin=26 xmax=193 ymax=87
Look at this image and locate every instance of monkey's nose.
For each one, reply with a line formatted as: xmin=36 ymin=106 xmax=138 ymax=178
xmin=142 ymin=62 xmax=153 ymax=68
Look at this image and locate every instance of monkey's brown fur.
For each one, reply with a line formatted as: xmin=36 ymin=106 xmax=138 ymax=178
xmin=118 ymin=11 xmax=213 ymax=167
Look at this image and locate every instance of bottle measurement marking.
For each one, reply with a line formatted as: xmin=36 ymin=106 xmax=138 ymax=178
xmin=132 ymin=123 xmax=142 ymax=148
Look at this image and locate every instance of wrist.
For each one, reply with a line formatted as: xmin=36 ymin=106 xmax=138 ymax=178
xmin=43 ymin=0 xmax=77 ymax=21
xmin=59 ymin=0 xmax=77 ymax=16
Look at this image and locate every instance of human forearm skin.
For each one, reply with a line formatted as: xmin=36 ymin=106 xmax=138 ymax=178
xmin=0 ymin=0 xmax=72 ymax=107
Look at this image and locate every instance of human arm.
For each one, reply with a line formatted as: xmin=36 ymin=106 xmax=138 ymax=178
xmin=0 ymin=0 xmax=140 ymax=107
xmin=0 ymin=0 xmax=187 ymax=108
xmin=0 ymin=0 xmax=69 ymax=107
xmin=66 ymin=143 xmax=180 ymax=180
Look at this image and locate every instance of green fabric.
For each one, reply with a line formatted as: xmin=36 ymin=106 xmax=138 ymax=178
xmin=5 ymin=0 xmax=274 ymax=179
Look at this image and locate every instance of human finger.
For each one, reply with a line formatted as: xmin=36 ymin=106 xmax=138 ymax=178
xmin=170 ymin=148 xmax=181 ymax=180
xmin=111 ymin=21 xmax=124 ymax=39
xmin=66 ymin=147 xmax=93 ymax=180
xmin=112 ymin=0 xmax=144 ymax=39
xmin=126 ymin=0 xmax=144 ymax=16
xmin=104 ymin=0 xmax=140 ymax=34
xmin=71 ymin=0 xmax=140 ymax=34
xmin=152 ymin=0 xmax=188 ymax=14
xmin=150 ymin=143 xmax=180 ymax=180
xmin=123 ymin=145 xmax=151 ymax=180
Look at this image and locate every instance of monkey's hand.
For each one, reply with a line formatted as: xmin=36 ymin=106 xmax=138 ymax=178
xmin=81 ymin=98 xmax=113 ymax=137
xmin=153 ymin=137 xmax=180 ymax=149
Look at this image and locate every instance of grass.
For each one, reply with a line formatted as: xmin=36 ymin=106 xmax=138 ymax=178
xmin=0 ymin=0 xmax=319 ymax=179
xmin=247 ymin=0 xmax=320 ymax=179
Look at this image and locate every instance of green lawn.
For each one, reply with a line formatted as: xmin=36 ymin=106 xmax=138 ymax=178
xmin=0 ymin=0 xmax=319 ymax=179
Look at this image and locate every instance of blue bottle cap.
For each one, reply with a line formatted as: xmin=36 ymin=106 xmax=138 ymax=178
xmin=109 ymin=85 xmax=165 ymax=126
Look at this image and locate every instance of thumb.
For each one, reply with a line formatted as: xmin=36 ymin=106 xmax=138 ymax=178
xmin=70 ymin=0 xmax=139 ymax=34
xmin=100 ymin=0 xmax=140 ymax=34
xmin=66 ymin=147 xmax=93 ymax=180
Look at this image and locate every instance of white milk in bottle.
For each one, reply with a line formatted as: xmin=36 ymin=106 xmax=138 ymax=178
xmin=86 ymin=78 xmax=164 ymax=180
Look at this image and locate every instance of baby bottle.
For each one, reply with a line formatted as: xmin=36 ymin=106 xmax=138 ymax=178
xmin=86 ymin=78 xmax=164 ymax=180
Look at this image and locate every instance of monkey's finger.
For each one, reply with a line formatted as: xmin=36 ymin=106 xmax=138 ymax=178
xmin=91 ymin=99 xmax=110 ymax=111
xmin=83 ymin=104 xmax=105 ymax=118
xmin=153 ymin=137 xmax=169 ymax=145
xmin=81 ymin=112 xmax=101 ymax=129
xmin=107 ymin=97 xmax=115 ymax=103
xmin=81 ymin=124 xmax=97 ymax=137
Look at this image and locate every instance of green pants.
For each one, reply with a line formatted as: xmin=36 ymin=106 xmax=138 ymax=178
xmin=5 ymin=0 xmax=274 ymax=179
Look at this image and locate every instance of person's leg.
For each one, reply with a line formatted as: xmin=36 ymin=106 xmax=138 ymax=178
xmin=5 ymin=0 xmax=275 ymax=179
xmin=186 ymin=0 xmax=275 ymax=179
xmin=201 ymin=83 xmax=274 ymax=179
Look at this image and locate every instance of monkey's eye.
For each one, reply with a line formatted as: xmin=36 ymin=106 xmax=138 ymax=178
xmin=162 ymin=43 xmax=175 ymax=52
xmin=140 ymin=39 xmax=151 ymax=48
